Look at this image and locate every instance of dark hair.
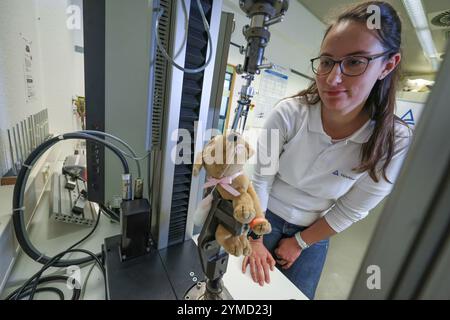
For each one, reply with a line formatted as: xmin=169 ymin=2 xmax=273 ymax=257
xmin=296 ymin=1 xmax=406 ymax=183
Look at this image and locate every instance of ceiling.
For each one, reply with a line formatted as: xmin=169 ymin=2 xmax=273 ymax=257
xmin=297 ymin=0 xmax=450 ymax=76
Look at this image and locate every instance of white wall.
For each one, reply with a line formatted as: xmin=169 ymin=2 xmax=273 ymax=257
xmin=222 ymin=0 xmax=325 ymax=131
xmin=35 ymin=0 xmax=84 ymax=134
xmin=0 ymin=0 xmax=84 ymax=175
xmin=0 ymin=0 xmax=45 ymax=175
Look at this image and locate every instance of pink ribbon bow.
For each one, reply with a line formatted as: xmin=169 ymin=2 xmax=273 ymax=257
xmin=203 ymin=171 xmax=243 ymax=197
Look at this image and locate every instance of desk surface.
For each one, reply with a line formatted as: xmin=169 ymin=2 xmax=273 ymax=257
xmin=192 ymin=235 xmax=307 ymax=300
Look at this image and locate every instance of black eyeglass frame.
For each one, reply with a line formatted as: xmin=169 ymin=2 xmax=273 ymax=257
xmin=310 ymin=51 xmax=394 ymax=77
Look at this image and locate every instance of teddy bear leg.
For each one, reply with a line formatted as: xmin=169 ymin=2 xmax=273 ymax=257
xmin=247 ymin=183 xmax=272 ymax=235
xmin=215 ymin=224 xmax=252 ymax=257
xmin=232 ymin=192 xmax=256 ymax=224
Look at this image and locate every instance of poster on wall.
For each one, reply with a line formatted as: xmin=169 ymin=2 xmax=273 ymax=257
xmin=22 ymin=34 xmax=36 ymax=102
xmin=395 ymin=99 xmax=425 ymax=128
xmin=251 ymin=64 xmax=289 ymax=128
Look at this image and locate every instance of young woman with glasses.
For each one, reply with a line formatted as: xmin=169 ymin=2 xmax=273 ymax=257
xmin=242 ymin=1 xmax=413 ymax=299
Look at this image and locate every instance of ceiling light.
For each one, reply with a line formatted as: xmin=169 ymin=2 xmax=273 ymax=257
xmin=402 ymin=0 xmax=429 ymax=29
xmin=402 ymin=0 xmax=440 ymax=71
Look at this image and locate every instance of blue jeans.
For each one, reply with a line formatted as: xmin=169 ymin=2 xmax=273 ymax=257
xmin=263 ymin=209 xmax=329 ymax=300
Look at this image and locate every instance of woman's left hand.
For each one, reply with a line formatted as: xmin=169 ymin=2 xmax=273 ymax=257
xmin=274 ymin=237 xmax=302 ymax=270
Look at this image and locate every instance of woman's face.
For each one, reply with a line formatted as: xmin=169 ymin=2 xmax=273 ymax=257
xmin=315 ymin=20 xmax=400 ymax=115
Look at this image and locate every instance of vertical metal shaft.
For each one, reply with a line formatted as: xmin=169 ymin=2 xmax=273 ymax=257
xmin=12 ymin=127 xmax=20 ymax=170
xmin=16 ymin=123 xmax=24 ymax=163
xmin=7 ymin=129 xmax=17 ymax=175
xmin=21 ymin=121 xmax=28 ymax=158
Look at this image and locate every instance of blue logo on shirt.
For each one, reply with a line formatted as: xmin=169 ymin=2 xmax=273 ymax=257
xmin=401 ymin=109 xmax=415 ymax=125
xmin=332 ymin=170 xmax=356 ymax=180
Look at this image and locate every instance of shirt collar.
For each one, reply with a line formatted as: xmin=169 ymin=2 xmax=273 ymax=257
xmin=307 ymin=101 xmax=375 ymax=144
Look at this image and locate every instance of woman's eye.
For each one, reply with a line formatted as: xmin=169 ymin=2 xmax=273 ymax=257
xmin=347 ymin=58 xmax=365 ymax=66
xmin=320 ymin=60 xmax=333 ymax=67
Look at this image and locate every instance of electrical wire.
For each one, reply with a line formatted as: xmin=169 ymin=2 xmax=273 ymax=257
xmin=10 ymin=249 xmax=104 ymax=300
xmin=76 ymin=130 xmax=142 ymax=177
xmin=155 ymin=0 xmax=213 ymax=74
xmin=10 ymin=204 xmax=103 ymax=300
xmin=12 ymin=132 xmax=130 ymax=267
xmin=79 ymin=262 xmax=97 ymax=300
xmin=5 ymin=275 xmax=81 ymax=300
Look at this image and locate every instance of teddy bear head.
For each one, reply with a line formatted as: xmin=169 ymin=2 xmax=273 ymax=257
xmin=192 ymin=132 xmax=255 ymax=178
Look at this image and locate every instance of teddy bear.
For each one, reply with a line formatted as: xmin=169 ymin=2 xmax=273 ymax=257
xmin=192 ymin=132 xmax=272 ymax=257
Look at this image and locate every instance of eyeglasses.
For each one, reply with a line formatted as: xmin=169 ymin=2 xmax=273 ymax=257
xmin=310 ymin=51 xmax=392 ymax=77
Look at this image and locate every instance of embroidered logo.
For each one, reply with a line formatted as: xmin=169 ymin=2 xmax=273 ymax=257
xmin=332 ymin=170 xmax=356 ymax=181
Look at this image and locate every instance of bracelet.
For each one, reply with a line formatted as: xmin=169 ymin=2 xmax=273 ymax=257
xmin=294 ymin=232 xmax=310 ymax=250
xmin=247 ymin=230 xmax=261 ymax=240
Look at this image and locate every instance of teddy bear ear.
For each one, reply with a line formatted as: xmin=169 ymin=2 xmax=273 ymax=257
xmin=245 ymin=141 xmax=255 ymax=159
xmin=192 ymin=151 xmax=203 ymax=176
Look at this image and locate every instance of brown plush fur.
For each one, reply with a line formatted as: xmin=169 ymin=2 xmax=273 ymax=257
xmin=192 ymin=133 xmax=271 ymax=256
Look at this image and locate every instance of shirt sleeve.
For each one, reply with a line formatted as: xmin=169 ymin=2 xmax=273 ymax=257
xmin=324 ymin=126 xmax=413 ymax=233
xmin=251 ymin=100 xmax=294 ymax=212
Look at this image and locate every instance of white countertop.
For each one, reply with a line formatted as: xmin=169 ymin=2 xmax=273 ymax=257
xmin=192 ymin=234 xmax=308 ymax=300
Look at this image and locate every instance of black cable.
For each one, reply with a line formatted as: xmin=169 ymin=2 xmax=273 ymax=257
xmin=11 ymin=248 xmax=104 ymax=301
xmin=12 ymin=132 xmax=130 ymax=267
xmin=99 ymin=204 xmax=120 ymax=223
xmin=9 ymin=205 xmax=103 ymax=300
xmin=14 ymin=287 xmax=65 ymax=301
xmin=6 ymin=275 xmax=82 ymax=300
xmin=26 ymin=205 xmax=103 ymax=300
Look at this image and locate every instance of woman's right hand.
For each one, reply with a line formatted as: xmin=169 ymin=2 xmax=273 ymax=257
xmin=242 ymin=239 xmax=276 ymax=286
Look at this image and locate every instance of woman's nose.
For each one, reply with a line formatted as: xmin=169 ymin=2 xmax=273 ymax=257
xmin=326 ymin=63 xmax=343 ymax=86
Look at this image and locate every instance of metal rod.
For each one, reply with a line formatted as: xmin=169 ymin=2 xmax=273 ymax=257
xmin=45 ymin=109 xmax=49 ymax=137
xmin=21 ymin=121 xmax=28 ymax=158
xmin=12 ymin=127 xmax=20 ymax=170
xmin=7 ymin=129 xmax=17 ymax=175
xmin=27 ymin=116 xmax=33 ymax=151
xmin=30 ymin=115 xmax=35 ymax=149
xmin=34 ymin=114 xmax=40 ymax=146
xmin=16 ymin=124 xmax=24 ymax=164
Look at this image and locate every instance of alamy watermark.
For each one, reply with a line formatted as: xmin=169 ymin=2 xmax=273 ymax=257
xmin=170 ymin=121 xmax=280 ymax=176
xmin=367 ymin=5 xmax=381 ymax=30
xmin=366 ymin=265 xmax=381 ymax=290
xmin=66 ymin=5 xmax=82 ymax=30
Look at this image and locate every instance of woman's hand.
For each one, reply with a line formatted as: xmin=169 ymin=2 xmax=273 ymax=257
xmin=242 ymin=239 xmax=276 ymax=286
xmin=274 ymin=237 xmax=302 ymax=269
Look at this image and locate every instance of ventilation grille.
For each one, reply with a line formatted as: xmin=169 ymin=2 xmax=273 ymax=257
xmin=151 ymin=0 xmax=172 ymax=148
xmin=428 ymin=10 xmax=450 ymax=29
xmin=168 ymin=0 xmax=212 ymax=246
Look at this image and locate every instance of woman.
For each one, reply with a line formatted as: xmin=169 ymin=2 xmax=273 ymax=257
xmin=242 ymin=1 xmax=412 ymax=300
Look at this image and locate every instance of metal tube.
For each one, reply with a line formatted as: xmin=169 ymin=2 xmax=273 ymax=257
xmin=27 ymin=116 xmax=33 ymax=151
xmin=34 ymin=114 xmax=40 ymax=145
xmin=16 ymin=124 xmax=24 ymax=164
xmin=12 ymin=127 xmax=20 ymax=170
xmin=122 ymin=174 xmax=132 ymax=201
xmin=7 ymin=129 xmax=17 ymax=175
xmin=21 ymin=121 xmax=28 ymax=157
xmin=29 ymin=115 xmax=36 ymax=149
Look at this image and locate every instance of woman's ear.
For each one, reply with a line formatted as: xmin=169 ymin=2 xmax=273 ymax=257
xmin=379 ymin=52 xmax=401 ymax=80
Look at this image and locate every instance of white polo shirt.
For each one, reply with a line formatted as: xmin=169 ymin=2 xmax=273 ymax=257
xmin=252 ymin=97 xmax=413 ymax=233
